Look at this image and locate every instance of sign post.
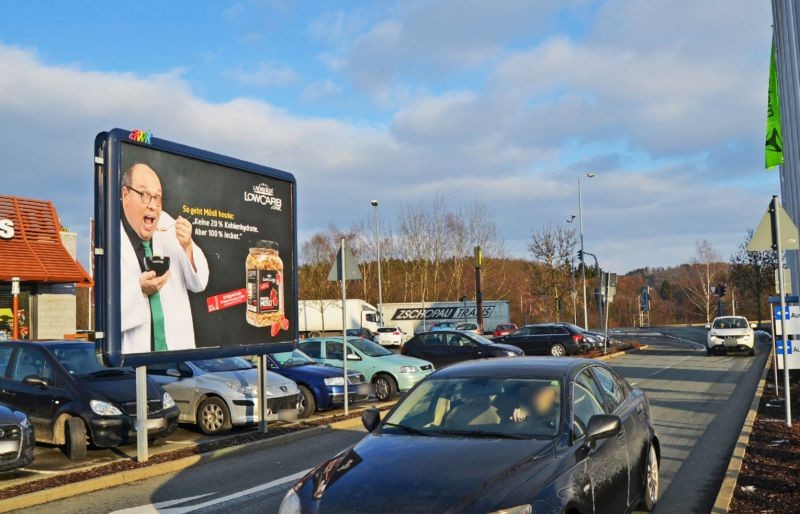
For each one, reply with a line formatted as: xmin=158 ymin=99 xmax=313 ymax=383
xmin=749 ymin=195 xmax=799 ymax=427
xmin=474 ymin=247 xmax=483 ymax=334
xmin=10 ymin=277 xmax=19 ymax=340
xmin=328 ymin=239 xmax=362 ymax=416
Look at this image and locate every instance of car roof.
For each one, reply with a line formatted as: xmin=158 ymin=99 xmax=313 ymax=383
xmin=431 ymin=356 xmax=596 ymax=379
xmin=2 ymin=340 xmax=91 ymax=348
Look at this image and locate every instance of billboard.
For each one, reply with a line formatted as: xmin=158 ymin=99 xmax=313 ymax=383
xmin=94 ymin=129 xmax=296 ymax=366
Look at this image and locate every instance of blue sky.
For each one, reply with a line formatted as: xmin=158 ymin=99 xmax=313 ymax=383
xmin=0 ymin=0 xmax=778 ymax=271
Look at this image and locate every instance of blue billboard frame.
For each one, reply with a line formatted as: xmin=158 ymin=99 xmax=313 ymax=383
xmin=94 ymin=128 xmax=296 ymax=367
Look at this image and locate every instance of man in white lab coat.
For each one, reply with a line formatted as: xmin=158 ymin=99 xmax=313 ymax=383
xmin=120 ymin=163 xmax=209 ymax=354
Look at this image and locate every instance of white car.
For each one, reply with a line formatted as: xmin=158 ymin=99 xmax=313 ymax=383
xmin=374 ymin=327 xmax=406 ymax=346
xmin=705 ymin=316 xmax=757 ymax=356
xmin=455 ymin=322 xmax=481 ymax=336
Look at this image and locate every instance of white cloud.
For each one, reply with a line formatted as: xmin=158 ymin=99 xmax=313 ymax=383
xmin=300 ymin=79 xmax=343 ymax=103
xmin=227 ymin=61 xmax=300 ymax=87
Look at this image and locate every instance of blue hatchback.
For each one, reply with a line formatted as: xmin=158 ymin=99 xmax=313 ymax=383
xmin=267 ymin=349 xmax=371 ymax=418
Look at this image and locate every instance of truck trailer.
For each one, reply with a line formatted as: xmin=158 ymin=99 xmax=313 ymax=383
xmin=298 ymin=299 xmax=380 ymax=338
xmin=379 ymin=300 xmax=510 ymax=335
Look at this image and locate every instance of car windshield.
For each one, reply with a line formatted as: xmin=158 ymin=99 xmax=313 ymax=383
xmin=52 ymin=345 xmax=124 ymax=376
xmin=348 ymin=338 xmax=393 ymax=357
xmin=192 ymin=357 xmax=254 ymax=373
xmin=457 ymin=323 xmax=477 ymax=329
xmin=345 ymin=329 xmax=363 ymax=335
xmin=468 ymin=333 xmax=496 ymax=345
xmin=713 ymin=317 xmax=748 ymax=329
xmin=271 ymin=349 xmax=316 ymax=367
xmin=383 ymin=377 xmax=562 ymax=439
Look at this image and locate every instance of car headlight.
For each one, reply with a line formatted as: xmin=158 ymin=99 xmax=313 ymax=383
xmin=490 ymin=505 xmax=532 ymax=514
xmin=324 ymin=376 xmax=346 ymax=386
xmin=278 ymin=488 xmax=301 ymax=514
xmin=229 ymin=383 xmax=258 ymax=396
xmin=163 ymin=392 xmax=176 ymax=409
xmin=400 ymin=366 xmax=418 ymax=373
xmin=90 ymin=400 xmax=123 ymax=416
xmin=505 ymin=351 xmax=518 ymax=356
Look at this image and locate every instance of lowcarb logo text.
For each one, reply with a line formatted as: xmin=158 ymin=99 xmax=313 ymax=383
xmin=0 ymin=218 xmax=14 ymax=240
xmin=391 ymin=306 xmax=495 ymax=321
xmin=245 ymin=183 xmax=282 ymax=211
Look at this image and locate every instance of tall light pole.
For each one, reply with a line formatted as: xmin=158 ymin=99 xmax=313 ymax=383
xmin=578 ymin=173 xmax=596 ymax=330
xmin=370 ymin=200 xmax=383 ymax=327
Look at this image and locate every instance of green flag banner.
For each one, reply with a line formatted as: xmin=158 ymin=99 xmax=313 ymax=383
xmin=766 ymin=40 xmax=784 ymax=169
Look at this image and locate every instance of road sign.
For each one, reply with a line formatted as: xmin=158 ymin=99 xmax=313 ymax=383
xmin=328 ymin=245 xmax=362 ymax=281
xmin=776 ymin=340 xmax=800 ymax=370
xmin=748 ymin=200 xmax=800 ymax=251
xmin=774 ymin=305 xmax=800 ymax=335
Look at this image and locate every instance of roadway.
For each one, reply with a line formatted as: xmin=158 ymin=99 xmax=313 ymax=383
xmin=16 ymin=329 xmax=769 ymax=514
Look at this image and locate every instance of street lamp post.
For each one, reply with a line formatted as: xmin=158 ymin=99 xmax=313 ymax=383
xmin=578 ymin=173 xmax=596 ymax=330
xmin=370 ymin=200 xmax=383 ymax=327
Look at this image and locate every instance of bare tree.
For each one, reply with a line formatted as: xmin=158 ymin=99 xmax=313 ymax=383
xmin=680 ymin=239 xmax=722 ymax=323
xmin=528 ymin=224 xmax=578 ymax=321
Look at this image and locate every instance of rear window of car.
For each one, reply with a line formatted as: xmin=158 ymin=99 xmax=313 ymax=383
xmin=378 ymin=328 xmax=398 ymax=333
xmin=298 ymin=340 xmax=322 ymax=359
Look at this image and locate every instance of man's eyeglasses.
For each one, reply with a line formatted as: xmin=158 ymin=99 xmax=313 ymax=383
xmin=125 ymin=186 xmax=163 ymax=207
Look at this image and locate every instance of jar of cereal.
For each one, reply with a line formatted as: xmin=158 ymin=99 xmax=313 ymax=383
xmin=246 ymin=240 xmax=284 ymax=327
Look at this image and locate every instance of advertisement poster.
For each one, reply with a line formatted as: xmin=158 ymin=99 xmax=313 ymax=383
xmin=95 ymin=129 xmax=296 ymax=366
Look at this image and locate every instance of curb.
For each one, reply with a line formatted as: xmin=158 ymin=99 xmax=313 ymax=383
xmin=0 ymin=411 xmax=371 ymax=513
xmin=596 ymin=345 xmax=649 ymax=362
xmin=710 ymin=347 xmax=771 ymax=514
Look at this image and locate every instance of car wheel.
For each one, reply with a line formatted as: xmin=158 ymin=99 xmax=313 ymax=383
xmin=549 ymin=343 xmax=566 ymax=357
xmin=64 ymin=417 xmax=87 ymax=461
xmin=197 ymin=397 xmax=232 ymax=435
xmin=642 ymin=444 xmax=659 ymax=511
xmin=373 ymin=374 xmax=397 ymax=402
xmin=297 ymin=385 xmax=316 ymax=419
xmin=749 ymin=347 xmax=756 ymax=356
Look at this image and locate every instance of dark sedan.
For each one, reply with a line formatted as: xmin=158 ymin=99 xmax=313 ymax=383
xmin=266 ymin=349 xmax=370 ymax=418
xmin=280 ymin=358 xmax=659 ymax=514
xmin=0 ymin=402 xmax=34 ymax=472
xmin=401 ymin=330 xmax=523 ymax=368
xmin=495 ymin=323 xmax=588 ymax=356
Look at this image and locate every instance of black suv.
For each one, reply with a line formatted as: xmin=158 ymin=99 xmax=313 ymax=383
xmin=401 ymin=330 xmax=523 ymax=368
xmin=0 ymin=341 xmax=179 ymax=460
xmin=493 ymin=323 xmax=587 ymax=356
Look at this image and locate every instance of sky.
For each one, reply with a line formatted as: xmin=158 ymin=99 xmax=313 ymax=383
xmin=0 ymin=0 xmax=778 ymax=272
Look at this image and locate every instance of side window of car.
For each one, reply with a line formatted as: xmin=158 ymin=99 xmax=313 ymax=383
xmin=10 ymin=347 xmax=54 ymax=382
xmin=531 ymin=327 xmax=549 ymax=335
xmin=423 ymin=333 xmax=444 ymax=346
xmin=573 ymin=370 xmax=608 ymax=438
xmin=147 ymin=362 xmax=176 ymax=375
xmin=592 ymin=367 xmax=625 ymax=410
xmin=0 ymin=347 xmax=14 ymax=378
xmin=326 ymin=341 xmax=344 ymax=360
xmin=298 ymin=341 xmax=321 ymax=359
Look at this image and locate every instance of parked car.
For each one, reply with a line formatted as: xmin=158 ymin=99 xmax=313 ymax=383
xmin=280 ymin=357 xmax=660 ymax=514
xmin=0 ymin=402 xmax=34 ymax=472
xmin=454 ymin=322 xmax=481 ymax=335
xmin=494 ymin=324 xmax=587 ymax=356
xmin=0 ymin=341 xmax=179 ymax=460
xmin=345 ymin=328 xmax=373 ymax=340
xmin=493 ymin=323 xmax=518 ymax=338
xmin=401 ymin=330 xmax=523 ymax=368
xmin=373 ymin=326 xmax=406 ymax=347
xmin=430 ymin=322 xmax=457 ymax=331
xmin=148 ymin=357 xmax=301 ymax=434
xmin=297 ymin=337 xmax=435 ymax=401
xmin=705 ymin=316 xmax=757 ymax=356
xmin=266 ymin=349 xmax=370 ymax=419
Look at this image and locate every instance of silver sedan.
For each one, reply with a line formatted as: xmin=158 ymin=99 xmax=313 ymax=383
xmin=148 ymin=357 xmax=301 ymax=434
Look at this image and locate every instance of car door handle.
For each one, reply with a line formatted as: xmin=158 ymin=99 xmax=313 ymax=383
xmin=1 ymin=390 xmax=15 ymax=397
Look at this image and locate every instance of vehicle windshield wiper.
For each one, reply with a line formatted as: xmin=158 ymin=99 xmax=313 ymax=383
xmin=382 ymin=422 xmax=431 ymax=436
xmin=430 ymin=428 xmax=529 ymax=440
xmin=86 ymin=369 xmax=134 ymax=377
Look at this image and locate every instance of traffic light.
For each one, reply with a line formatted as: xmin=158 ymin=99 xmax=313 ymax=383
xmin=720 ymin=285 xmax=727 ymax=297
xmin=577 ymin=249 xmax=584 ymax=260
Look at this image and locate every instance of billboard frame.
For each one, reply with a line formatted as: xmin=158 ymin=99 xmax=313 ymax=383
xmin=94 ymin=128 xmax=296 ymax=367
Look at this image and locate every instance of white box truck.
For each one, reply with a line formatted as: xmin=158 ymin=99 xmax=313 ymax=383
xmin=379 ymin=300 xmax=510 ymax=335
xmin=298 ymin=299 xmax=380 ymax=338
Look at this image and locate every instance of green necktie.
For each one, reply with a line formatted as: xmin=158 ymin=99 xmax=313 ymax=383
xmin=142 ymin=240 xmax=168 ymax=352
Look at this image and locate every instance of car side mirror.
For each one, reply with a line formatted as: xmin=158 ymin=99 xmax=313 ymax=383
xmin=166 ymin=369 xmax=183 ymax=378
xmin=347 ymin=353 xmax=361 ymax=361
xmin=584 ymin=414 xmax=621 ymax=447
xmin=361 ymin=408 xmax=380 ymax=432
xmin=750 ymin=323 xmax=757 ymax=329
xmin=23 ymin=376 xmax=49 ymax=388
xmin=704 ymin=324 xmax=711 ymax=330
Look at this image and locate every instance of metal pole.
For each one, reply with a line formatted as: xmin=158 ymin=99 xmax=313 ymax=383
xmin=258 ymin=354 xmax=268 ymax=433
xmin=373 ymin=202 xmax=383 ymax=327
xmin=604 ymin=274 xmax=610 ymax=353
xmin=597 ymin=268 xmax=604 ymax=332
xmin=135 ymin=366 xmax=148 ymax=462
xmin=771 ymin=305 xmax=780 ymax=397
xmin=731 ymin=287 xmax=736 ymax=316
xmin=11 ymin=277 xmax=19 ymax=340
xmin=341 ymin=238 xmax=349 ymax=416
xmin=772 ymin=195 xmax=792 ymax=426
xmin=578 ymin=177 xmax=588 ymax=329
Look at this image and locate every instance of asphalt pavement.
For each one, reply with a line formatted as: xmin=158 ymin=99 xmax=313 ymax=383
xmin=14 ymin=329 xmax=769 ymax=514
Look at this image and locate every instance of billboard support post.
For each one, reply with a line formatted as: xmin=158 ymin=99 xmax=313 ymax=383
xmin=341 ymin=238 xmax=349 ymax=417
xmin=135 ymin=366 xmax=148 ymax=462
xmin=258 ymin=354 xmax=269 ymax=433
xmin=474 ymin=247 xmax=483 ymax=334
xmin=11 ymin=277 xmax=19 ymax=340
xmin=771 ymin=195 xmax=793 ymax=427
